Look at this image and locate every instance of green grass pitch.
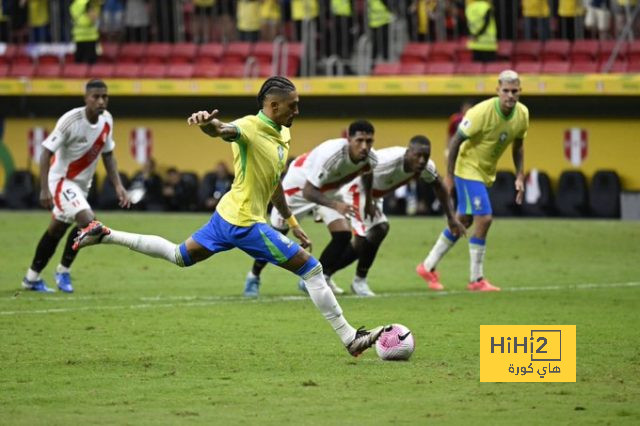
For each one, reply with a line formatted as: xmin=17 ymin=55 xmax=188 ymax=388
xmin=0 ymin=211 xmax=639 ymax=425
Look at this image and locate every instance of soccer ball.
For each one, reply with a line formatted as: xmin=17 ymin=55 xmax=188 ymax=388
xmin=375 ymin=324 xmax=415 ymax=361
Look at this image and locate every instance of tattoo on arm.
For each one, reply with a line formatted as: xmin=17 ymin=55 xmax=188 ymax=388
xmin=513 ymin=138 xmax=524 ymax=176
xmin=271 ymin=183 xmax=292 ymax=218
xmin=447 ymin=133 xmax=466 ymax=178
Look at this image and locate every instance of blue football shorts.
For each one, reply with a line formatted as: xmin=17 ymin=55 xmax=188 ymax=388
xmin=454 ymin=176 xmax=493 ymax=216
xmin=191 ymin=212 xmax=301 ymax=265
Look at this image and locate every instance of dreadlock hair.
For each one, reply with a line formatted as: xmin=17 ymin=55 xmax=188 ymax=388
xmin=86 ymin=79 xmax=107 ymax=92
xmin=348 ymin=119 xmax=375 ymax=136
xmin=408 ymin=135 xmax=431 ymax=148
xmin=257 ymin=76 xmax=296 ymax=108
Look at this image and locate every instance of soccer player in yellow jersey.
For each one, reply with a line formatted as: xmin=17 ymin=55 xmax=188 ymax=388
xmin=73 ymin=77 xmax=385 ymax=357
xmin=417 ymin=70 xmax=529 ymax=292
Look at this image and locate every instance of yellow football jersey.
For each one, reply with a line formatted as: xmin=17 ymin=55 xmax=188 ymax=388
xmin=216 ymin=111 xmax=290 ymax=226
xmin=455 ymin=97 xmax=529 ymax=186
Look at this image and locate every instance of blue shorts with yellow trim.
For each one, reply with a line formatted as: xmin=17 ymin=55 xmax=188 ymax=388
xmin=454 ymin=176 xmax=492 ymax=216
xmin=192 ymin=212 xmax=300 ymax=265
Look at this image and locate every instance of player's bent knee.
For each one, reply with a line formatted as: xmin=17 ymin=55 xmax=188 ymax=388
xmin=295 ymin=256 xmax=322 ymax=280
xmin=175 ymin=243 xmax=196 ymax=267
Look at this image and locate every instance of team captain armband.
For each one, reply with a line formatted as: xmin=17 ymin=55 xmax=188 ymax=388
xmin=286 ymin=215 xmax=300 ymax=228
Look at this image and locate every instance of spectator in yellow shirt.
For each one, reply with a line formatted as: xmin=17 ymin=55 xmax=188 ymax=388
xmin=558 ymin=0 xmax=584 ymax=40
xmin=521 ymin=0 xmax=551 ymax=40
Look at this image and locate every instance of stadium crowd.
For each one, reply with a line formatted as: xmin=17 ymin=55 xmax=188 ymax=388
xmin=0 ymin=1 xmax=638 ymax=76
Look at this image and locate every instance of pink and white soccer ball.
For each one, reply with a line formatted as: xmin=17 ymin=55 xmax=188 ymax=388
xmin=375 ymin=324 xmax=415 ymax=361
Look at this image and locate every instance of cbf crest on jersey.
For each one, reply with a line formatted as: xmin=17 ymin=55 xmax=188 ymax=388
xmin=278 ymin=145 xmax=284 ymax=161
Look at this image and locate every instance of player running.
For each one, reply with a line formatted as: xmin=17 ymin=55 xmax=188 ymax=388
xmin=329 ymin=136 xmax=466 ymax=296
xmin=21 ymin=79 xmax=130 ymax=293
xmin=244 ymin=121 xmax=378 ymax=297
xmin=417 ymin=70 xmax=529 ymax=292
xmin=73 ymin=77 xmax=385 ymax=357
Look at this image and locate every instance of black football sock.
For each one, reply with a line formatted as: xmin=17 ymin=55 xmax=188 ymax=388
xmin=30 ymin=231 xmax=64 ymax=273
xmin=318 ymin=231 xmax=352 ymax=275
xmin=323 ymin=242 xmax=358 ymax=276
xmin=60 ymin=227 xmax=81 ymax=268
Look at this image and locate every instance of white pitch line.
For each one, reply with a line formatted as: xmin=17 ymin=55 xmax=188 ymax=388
xmin=0 ymin=281 xmax=638 ymax=316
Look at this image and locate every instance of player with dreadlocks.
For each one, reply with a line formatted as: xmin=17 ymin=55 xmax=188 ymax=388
xmin=72 ymin=76 xmax=386 ymax=357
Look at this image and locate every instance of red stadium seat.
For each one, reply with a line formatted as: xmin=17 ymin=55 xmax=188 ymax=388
xmin=455 ymin=62 xmax=484 ymax=74
xmin=570 ymin=61 xmax=598 ymax=73
xmin=0 ymin=64 xmax=9 ymax=76
xmin=119 ymin=43 xmax=148 ymax=62
xmin=98 ymin=42 xmax=120 ymax=63
xmin=455 ymin=39 xmax=472 ymax=62
xmin=4 ymin=45 xmax=33 ymax=64
xmin=399 ymin=62 xmax=426 ymax=75
xmin=8 ymin=63 xmax=36 ymax=77
xmin=282 ymin=42 xmax=303 ymax=76
xmin=372 ymin=62 xmax=400 ymax=76
xmin=166 ymin=64 xmax=194 ymax=78
xmin=542 ymin=39 xmax=570 ymax=61
xmin=598 ymin=40 xmax=628 ymax=63
xmin=220 ymin=63 xmax=249 ymax=78
xmin=514 ymin=61 xmax=542 ymax=74
xmin=223 ymin=42 xmax=252 ymax=64
xmin=62 ymin=63 xmax=89 ymax=79
xmin=542 ymin=61 xmax=570 ymax=74
xmin=570 ymin=39 xmax=599 ymax=62
xmin=599 ymin=60 xmax=627 ymax=73
xmin=497 ymin=40 xmax=514 ymax=60
xmin=193 ymin=63 xmax=222 ymax=78
xmin=139 ymin=64 xmax=167 ymax=78
xmin=89 ymin=64 xmax=115 ymax=78
xmin=113 ymin=63 xmax=140 ymax=78
xmin=625 ymin=61 xmax=640 ymax=72
xmin=257 ymin=63 xmax=277 ymax=77
xmin=399 ymin=42 xmax=431 ymax=63
xmin=252 ymin=41 xmax=275 ymax=65
xmin=512 ymin=41 xmax=542 ymax=62
xmin=628 ymin=41 xmax=640 ymax=63
xmin=426 ymin=62 xmax=455 ymax=75
xmin=484 ymin=61 xmax=513 ymax=74
xmin=35 ymin=64 xmax=62 ymax=77
xmin=429 ymin=41 xmax=457 ymax=62
xmin=145 ymin=42 xmax=172 ymax=64
xmin=37 ymin=53 xmax=61 ymax=65
xmin=169 ymin=42 xmax=198 ymax=64
xmin=196 ymin=43 xmax=224 ymax=64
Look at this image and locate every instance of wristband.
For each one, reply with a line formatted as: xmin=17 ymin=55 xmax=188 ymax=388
xmin=286 ymin=215 xmax=299 ymax=228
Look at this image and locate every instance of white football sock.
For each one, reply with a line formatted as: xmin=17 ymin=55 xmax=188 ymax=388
xmin=56 ymin=264 xmax=71 ymax=274
xmin=469 ymin=242 xmax=486 ymax=282
xmin=303 ymin=264 xmax=356 ymax=345
xmin=423 ymin=232 xmax=457 ymax=271
xmin=26 ymin=268 xmax=40 ymax=281
xmin=103 ymin=230 xmax=179 ymax=264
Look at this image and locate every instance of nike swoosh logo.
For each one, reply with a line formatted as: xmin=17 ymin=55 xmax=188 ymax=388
xmin=398 ymin=331 xmax=412 ymax=341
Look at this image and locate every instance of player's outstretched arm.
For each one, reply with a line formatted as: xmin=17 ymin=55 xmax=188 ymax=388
xmin=271 ymin=183 xmax=312 ymax=250
xmin=102 ymin=151 xmax=131 ymax=208
xmin=512 ymin=138 xmax=525 ymax=205
xmin=38 ymin=148 xmax=54 ymax=209
xmin=302 ymin=181 xmax=355 ymax=217
xmin=433 ymin=177 xmax=466 ymax=237
xmin=187 ymin=109 xmax=238 ymax=140
xmin=445 ymin=132 xmax=466 ymax=196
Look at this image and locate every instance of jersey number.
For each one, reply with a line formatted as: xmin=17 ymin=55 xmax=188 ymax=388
xmin=62 ymin=188 xmax=77 ymax=202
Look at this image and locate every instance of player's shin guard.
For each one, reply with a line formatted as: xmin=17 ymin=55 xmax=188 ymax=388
xmin=297 ymin=257 xmax=356 ymax=345
xmin=423 ymin=228 xmax=459 ymax=271
xmin=469 ymin=237 xmax=486 ymax=282
xmin=102 ymin=230 xmax=182 ymax=265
